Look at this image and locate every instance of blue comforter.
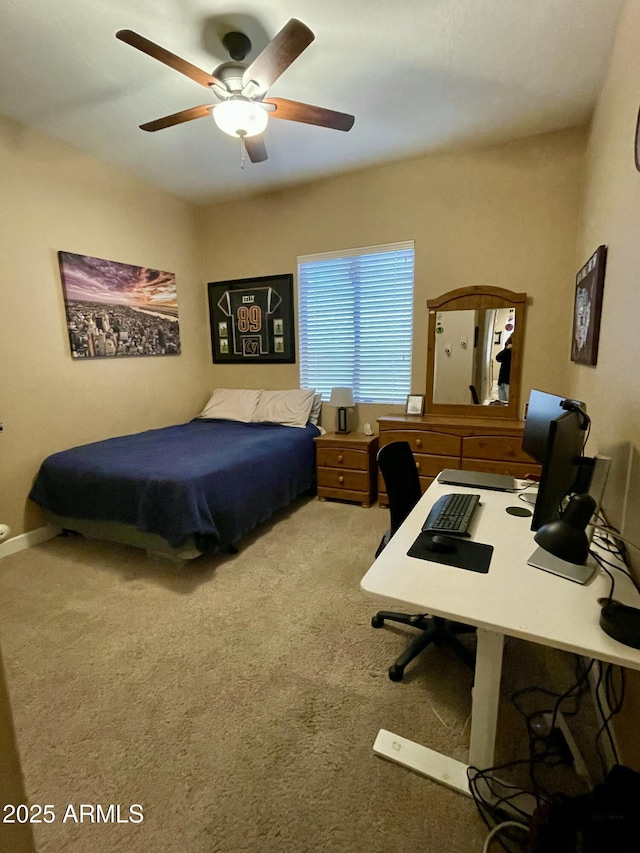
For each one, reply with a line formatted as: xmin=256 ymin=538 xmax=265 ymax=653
xmin=29 ymin=419 xmax=320 ymax=549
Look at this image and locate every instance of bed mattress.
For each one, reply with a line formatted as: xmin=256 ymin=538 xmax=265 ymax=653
xmin=30 ymin=419 xmax=320 ymax=551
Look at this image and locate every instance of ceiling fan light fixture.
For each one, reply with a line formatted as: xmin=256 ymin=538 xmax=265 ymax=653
xmin=213 ymin=99 xmax=268 ymax=138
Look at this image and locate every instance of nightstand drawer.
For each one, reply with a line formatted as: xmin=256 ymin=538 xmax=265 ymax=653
xmin=314 ymin=432 xmax=378 ymax=507
xmin=317 ymin=467 xmax=370 ymax=492
xmin=316 ymin=447 xmax=370 ymax=470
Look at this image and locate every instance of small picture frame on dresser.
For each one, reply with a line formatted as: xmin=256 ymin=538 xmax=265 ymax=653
xmin=406 ymin=394 xmax=425 ymax=416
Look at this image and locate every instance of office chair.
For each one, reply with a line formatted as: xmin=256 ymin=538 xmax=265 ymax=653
xmin=372 ymin=441 xmax=476 ymax=681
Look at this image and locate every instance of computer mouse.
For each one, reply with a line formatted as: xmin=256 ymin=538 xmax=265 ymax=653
xmin=427 ymin=534 xmax=458 ymax=554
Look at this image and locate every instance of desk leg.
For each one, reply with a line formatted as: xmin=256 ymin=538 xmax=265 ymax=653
xmin=373 ymin=628 xmax=505 ymax=798
xmin=469 ymin=629 xmax=504 ymax=770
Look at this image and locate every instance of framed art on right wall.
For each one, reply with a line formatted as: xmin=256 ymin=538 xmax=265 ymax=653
xmin=571 ymin=245 xmax=607 ymax=366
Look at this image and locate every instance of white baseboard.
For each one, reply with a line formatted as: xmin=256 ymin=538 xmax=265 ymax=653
xmin=0 ymin=525 xmax=60 ymax=560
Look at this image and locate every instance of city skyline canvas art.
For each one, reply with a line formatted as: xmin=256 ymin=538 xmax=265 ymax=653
xmin=58 ymin=251 xmax=181 ymax=359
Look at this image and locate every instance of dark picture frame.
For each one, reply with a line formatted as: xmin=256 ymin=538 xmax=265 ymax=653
xmin=571 ymin=245 xmax=607 ymax=366
xmin=207 ymin=273 xmax=295 ymax=364
xmin=58 ymin=251 xmax=180 ymax=359
xmin=635 ymin=104 xmax=640 ymax=171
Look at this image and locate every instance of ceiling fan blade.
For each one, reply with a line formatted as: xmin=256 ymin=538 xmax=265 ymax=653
xmin=140 ymin=104 xmax=214 ymax=132
xmin=241 ymin=19 xmax=314 ymax=92
xmin=244 ymin=136 xmax=268 ymax=163
xmin=263 ymin=98 xmax=355 ymax=131
xmin=116 ymin=30 xmax=220 ymax=89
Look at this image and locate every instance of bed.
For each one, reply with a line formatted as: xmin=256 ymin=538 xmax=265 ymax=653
xmin=29 ymin=389 xmax=322 ymax=563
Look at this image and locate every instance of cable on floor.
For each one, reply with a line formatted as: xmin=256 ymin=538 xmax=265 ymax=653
xmin=482 ymin=819 xmax=530 ymax=852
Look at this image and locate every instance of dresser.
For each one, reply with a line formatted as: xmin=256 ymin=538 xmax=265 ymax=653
xmin=376 ymin=414 xmax=539 ymax=506
xmin=314 ymin=432 xmax=379 ymax=507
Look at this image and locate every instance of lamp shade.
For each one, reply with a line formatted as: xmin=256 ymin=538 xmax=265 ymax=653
xmin=329 ymin=387 xmax=354 ymax=407
xmin=534 ymin=493 xmax=596 ymax=565
xmin=213 ymin=99 xmax=268 ymax=138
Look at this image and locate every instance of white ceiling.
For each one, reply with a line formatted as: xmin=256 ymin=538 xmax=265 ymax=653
xmin=0 ymin=0 xmax=625 ymax=205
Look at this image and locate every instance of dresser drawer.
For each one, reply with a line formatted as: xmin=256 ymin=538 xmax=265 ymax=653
xmin=378 ymin=473 xmax=432 ymax=502
xmin=316 ymin=447 xmax=370 ymax=470
xmin=414 ymin=453 xmax=460 ymax=479
xmin=462 ymin=435 xmax=533 ymax=464
xmin=376 ymin=454 xmax=457 ymax=493
xmin=317 ymin=467 xmax=371 ymax=492
xmin=461 ymin=458 xmax=540 ymax=478
xmin=380 ymin=429 xmax=461 ymax=457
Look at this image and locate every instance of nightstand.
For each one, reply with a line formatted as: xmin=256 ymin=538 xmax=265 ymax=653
xmin=314 ymin=432 xmax=379 ymax=507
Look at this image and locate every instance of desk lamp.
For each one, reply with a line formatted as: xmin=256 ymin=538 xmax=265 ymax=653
xmin=329 ymin=387 xmax=354 ymax=434
xmin=528 ymin=493 xmax=598 ymax=584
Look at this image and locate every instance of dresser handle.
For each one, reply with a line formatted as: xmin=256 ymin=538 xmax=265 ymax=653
xmin=338 ymin=475 xmax=344 ymax=485
xmin=416 ymin=438 xmax=422 ymax=448
xmin=416 ymin=461 xmax=421 ymax=471
xmin=338 ymin=454 xmax=344 ymax=463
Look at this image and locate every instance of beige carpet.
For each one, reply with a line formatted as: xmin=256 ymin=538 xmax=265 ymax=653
xmin=0 ymin=497 xmax=596 ymax=853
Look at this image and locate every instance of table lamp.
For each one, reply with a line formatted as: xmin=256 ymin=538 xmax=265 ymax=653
xmin=534 ymin=493 xmax=640 ymax=648
xmin=329 ymin=387 xmax=354 ymax=434
xmin=528 ymin=493 xmax=597 ymax=584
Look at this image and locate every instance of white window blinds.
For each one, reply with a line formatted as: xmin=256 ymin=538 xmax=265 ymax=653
xmin=297 ymin=242 xmax=414 ymax=404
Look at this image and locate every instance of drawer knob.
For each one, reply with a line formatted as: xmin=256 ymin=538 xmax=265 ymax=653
xmin=416 ymin=438 xmax=422 ymax=448
xmin=338 ymin=454 xmax=344 ymax=463
xmin=338 ymin=475 xmax=344 ymax=485
xmin=416 ymin=461 xmax=421 ymax=471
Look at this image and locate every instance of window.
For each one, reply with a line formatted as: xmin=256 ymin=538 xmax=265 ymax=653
xmin=297 ymin=242 xmax=414 ymax=404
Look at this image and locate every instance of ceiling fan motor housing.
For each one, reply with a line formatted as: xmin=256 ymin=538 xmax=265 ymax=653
xmin=212 ymin=61 xmax=247 ymax=93
xmin=222 ymin=31 xmax=251 ymax=62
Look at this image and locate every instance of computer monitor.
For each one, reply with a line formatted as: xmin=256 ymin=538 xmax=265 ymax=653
xmin=522 ymin=390 xmax=568 ymax=463
xmin=531 ymin=409 xmax=587 ymax=531
xmin=522 ymin=389 xmax=589 ymax=531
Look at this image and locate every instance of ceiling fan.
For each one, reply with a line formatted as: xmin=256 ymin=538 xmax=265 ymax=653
xmin=116 ymin=18 xmax=355 ymax=164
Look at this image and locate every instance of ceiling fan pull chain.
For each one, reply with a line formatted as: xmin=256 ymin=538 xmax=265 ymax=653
xmin=239 ymin=135 xmax=247 ymax=169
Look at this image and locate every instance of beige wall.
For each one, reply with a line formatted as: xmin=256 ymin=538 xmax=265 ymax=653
xmin=0 ymin=117 xmax=211 ymax=538
xmin=567 ymin=0 xmax=640 ymax=768
xmin=566 ymin=0 xmax=640 ymax=553
xmin=199 ymin=128 xmax=586 ymax=432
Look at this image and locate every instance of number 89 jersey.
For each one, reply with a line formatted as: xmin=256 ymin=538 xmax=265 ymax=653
xmin=217 ymin=286 xmax=282 ymax=357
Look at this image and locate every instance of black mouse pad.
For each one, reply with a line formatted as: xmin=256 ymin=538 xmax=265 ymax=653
xmin=407 ymin=533 xmax=493 ymax=573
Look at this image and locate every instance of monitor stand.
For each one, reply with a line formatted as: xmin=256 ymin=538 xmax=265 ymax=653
xmin=527 ymin=547 xmax=597 ymax=585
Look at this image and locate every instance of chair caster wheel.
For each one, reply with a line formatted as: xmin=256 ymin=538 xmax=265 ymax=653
xmin=388 ymin=664 xmax=404 ymax=681
xmin=371 ymin=615 xmax=384 ymax=628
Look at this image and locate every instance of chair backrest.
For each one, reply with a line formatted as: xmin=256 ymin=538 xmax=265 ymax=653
xmin=376 ymin=441 xmax=423 ymax=537
xmin=469 ymin=384 xmax=480 ymax=404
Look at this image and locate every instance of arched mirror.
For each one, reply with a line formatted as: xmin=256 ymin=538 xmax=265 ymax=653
xmin=425 ymin=286 xmax=527 ymax=420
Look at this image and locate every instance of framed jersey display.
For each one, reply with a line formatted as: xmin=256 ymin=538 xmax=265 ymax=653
xmin=207 ymin=274 xmax=295 ymax=364
xmin=571 ymin=245 xmax=607 ymax=366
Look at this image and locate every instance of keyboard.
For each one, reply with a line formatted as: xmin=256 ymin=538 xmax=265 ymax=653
xmin=421 ymin=492 xmax=481 ymax=537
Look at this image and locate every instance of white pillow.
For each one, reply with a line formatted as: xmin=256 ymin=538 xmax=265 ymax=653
xmin=197 ymin=388 xmax=263 ymax=423
xmin=308 ymin=393 xmax=323 ymax=426
xmin=252 ymin=389 xmax=316 ymax=428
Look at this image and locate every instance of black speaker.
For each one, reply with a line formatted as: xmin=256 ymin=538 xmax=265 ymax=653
xmin=599 ymin=598 xmax=640 ymax=650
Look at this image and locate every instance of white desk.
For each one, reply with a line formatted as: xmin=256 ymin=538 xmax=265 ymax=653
xmin=361 ymin=479 xmax=640 ymax=795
